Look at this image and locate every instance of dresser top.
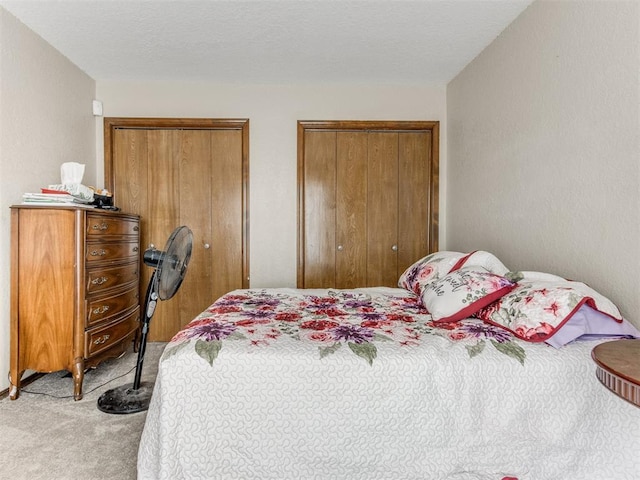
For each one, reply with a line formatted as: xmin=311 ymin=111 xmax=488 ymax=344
xmin=11 ymin=204 xmax=139 ymax=218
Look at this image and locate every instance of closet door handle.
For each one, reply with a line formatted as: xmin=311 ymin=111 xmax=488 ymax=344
xmin=391 ymin=245 xmax=398 ymax=251
xmin=337 ymin=245 xmax=344 ymax=251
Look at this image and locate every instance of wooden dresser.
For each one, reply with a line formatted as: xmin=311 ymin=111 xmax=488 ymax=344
xmin=9 ymin=205 xmax=141 ymax=400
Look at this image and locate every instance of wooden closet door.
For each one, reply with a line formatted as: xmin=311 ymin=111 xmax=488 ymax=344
xmin=147 ymin=130 xmax=182 ymax=340
xmin=113 ymin=128 xmax=184 ymax=340
xmin=302 ymin=131 xmax=337 ymax=288
xmin=336 ymin=132 xmax=367 ymax=288
xmin=366 ymin=132 xmax=399 ymax=287
xmin=209 ymin=129 xmax=245 ymax=299
xmin=298 ymin=120 xmax=439 ymax=289
xmin=177 ymin=130 xmax=213 ymax=330
xmin=108 ymin=119 xmax=249 ymax=341
xmin=398 ymin=131 xmax=432 ymax=276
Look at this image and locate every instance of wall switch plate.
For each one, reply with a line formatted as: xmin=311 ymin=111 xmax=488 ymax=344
xmin=92 ymin=100 xmax=103 ymax=116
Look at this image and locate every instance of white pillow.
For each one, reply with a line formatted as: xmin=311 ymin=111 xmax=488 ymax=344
xmin=451 ymin=250 xmax=510 ymax=276
xmin=398 ymin=251 xmax=466 ymax=296
xmin=421 ymin=266 xmax=516 ymax=323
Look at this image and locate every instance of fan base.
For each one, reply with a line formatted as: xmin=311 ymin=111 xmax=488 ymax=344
xmin=96 ymin=382 xmax=154 ymax=414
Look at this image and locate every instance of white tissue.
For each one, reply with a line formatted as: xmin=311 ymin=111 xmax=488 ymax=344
xmin=50 ymin=162 xmax=94 ymax=200
xmin=61 ymin=162 xmax=85 ymax=184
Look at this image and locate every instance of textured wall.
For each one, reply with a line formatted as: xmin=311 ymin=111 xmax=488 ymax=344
xmin=0 ymin=8 xmax=95 ymax=391
xmin=447 ymin=1 xmax=639 ymax=325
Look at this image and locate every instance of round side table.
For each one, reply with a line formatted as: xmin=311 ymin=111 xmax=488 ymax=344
xmin=591 ymin=339 xmax=640 ymax=408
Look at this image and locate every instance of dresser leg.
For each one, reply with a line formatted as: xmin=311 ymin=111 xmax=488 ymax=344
xmin=8 ymin=369 xmax=23 ymax=400
xmin=9 ymin=384 xmax=19 ymax=400
xmin=73 ymin=358 xmax=84 ymax=401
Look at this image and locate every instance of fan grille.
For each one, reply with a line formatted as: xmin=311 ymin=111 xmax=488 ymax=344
xmin=157 ymin=226 xmax=193 ymax=300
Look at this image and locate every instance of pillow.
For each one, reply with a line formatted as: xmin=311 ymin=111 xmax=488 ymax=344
xmin=474 ymin=271 xmax=625 ymax=342
xmin=420 ymin=266 xmax=517 ymax=323
xmin=398 ymin=251 xmax=466 ymax=296
xmin=450 ymin=250 xmax=510 ymax=276
xmin=545 ymin=303 xmax=640 ymax=348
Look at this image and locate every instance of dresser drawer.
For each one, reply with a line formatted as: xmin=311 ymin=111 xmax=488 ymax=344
xmin=85 ymin=307 xmax=139 ymax=358
xmin=86 ymin=286 xmax=140 ymax=328
xmin=86 ymin=214 xmax=140 ymax=237
xmin=85 ymin=241 xmax=139 ymax=264
xmin=86 ymin=262 xmax=139 ymax=294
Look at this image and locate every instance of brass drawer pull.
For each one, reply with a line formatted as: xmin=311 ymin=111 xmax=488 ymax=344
xmin=92 ymin=222 xmax=109 ymax=231
xmin=91 ymin=276 xmax=109 ymax=285
xmin=90 ymin=249 xmax=107 ymax=257
xmin=93 ymin=334 xmax=110 ymax=345
xmin=92 ymin=305 xmax=110 ymax=315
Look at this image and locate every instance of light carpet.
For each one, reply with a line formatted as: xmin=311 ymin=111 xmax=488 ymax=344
xmin=0 ymin=342 xmax=166 ymax=480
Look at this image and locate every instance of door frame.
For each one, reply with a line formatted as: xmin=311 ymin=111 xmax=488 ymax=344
xmin=296 ymin=120 xmax=440 ymax=287
xmin=103 ymin=117 xmax=250 ymax=289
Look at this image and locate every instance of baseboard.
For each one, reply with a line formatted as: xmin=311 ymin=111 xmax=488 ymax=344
xmin=0 ymin=372 xmax=46 ymax=400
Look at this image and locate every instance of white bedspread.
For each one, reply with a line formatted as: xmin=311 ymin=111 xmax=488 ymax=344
xmin=138 ymin=288 xmax=640 ymax=479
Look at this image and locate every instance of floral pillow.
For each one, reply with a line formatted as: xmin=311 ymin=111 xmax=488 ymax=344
xmin=420 ymin=266 xmax=517 ymax=323
xmin=398 ymin=251 xmax=466 ymax=296
xmin=474 ymin=271 xmax=624 ymax=342
xmin=450 ymin=250 xmax=510 ymax=276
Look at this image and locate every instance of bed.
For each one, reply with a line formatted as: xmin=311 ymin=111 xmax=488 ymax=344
xmin=137 ymin=251 xmax=640 ymax=480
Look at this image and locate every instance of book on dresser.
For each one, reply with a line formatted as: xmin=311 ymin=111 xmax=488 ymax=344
xmin=9 ymin=205 xmax=141 ymax=400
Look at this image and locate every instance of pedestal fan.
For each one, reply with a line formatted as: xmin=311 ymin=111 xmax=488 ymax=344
xmin=97 ymin=225 xmax=193 ymax=414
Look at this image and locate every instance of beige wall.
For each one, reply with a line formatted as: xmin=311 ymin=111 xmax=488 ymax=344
xmin=0 ymin=9 xmax=96 ymax=391
xmin=95 ymin=82 xmax=448 ymax=288
xmin=447 ymin=1 xmax=639 ymax=326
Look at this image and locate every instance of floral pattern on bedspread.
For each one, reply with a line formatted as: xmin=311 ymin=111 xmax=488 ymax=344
xmin=163 ymin=289 xmax=526 ymax=365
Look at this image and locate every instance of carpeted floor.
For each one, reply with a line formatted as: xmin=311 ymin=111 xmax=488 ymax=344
xmin=0 ymin=342 xmax=166 ymax=480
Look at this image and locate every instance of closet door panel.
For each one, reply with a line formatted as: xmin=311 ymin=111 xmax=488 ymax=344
xmin=210 ymin=129 xmax=245 ymax=302
xmin=398 ymin=131 xmax=431 ymax=274
xmin=147 ymin=130 xmax=182 ymax=340
xmin=303 ymin=131 xmax=337 ymax=288
xmin=366 ymin=132 xmax=399 ymax=287
xmin=178 ymin=130 xmax=213 ymax=327
xmin=336 ymin=132 xmax=368 ymax=289
xmin=112 ymin=129 xmax=149 ymax=222
xmin=112 ymin=128 xmax=149 ymax=337
xmin=112 ymin=129 xmax=149 ymax=266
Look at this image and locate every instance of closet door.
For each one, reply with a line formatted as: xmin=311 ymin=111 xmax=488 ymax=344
xmin=398 ymin=131 xmax=432 ymax=276
xmin=209 ymin=130 xmax=245 ymax=298
xmin=147 ymin=129 xmax=182 ymax=340
xmin=298 ymin=120 xmax=439 ymax=289
xmin=302 ymin=131 xmax=369 ymax=289
xmin=336 ymin=132 xmax=367 ymax=288
xmin=302 ymin=131 xmax=337 ymax=288
xmin=366 ymin=132 xmax=399 ymax=287
xmin=106 ymin=118 xmax=249 ymax=341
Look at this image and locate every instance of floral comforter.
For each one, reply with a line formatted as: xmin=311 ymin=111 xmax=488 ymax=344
xmin=166 ymin=287 xmax=526 ymax=366
xmin=138 ymin=288 xmax=640 ymax=480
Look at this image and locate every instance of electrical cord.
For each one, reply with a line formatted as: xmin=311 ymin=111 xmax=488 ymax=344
xmin=17 ymin=365 xmax=137 ymax=399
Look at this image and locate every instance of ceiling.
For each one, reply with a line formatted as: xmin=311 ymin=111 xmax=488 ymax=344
xmin=0 ymin=0 xmax=533 ymax=84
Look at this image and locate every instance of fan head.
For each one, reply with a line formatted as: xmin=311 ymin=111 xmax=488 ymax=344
xmin=144 ymin=226 xmax=193 ymax=301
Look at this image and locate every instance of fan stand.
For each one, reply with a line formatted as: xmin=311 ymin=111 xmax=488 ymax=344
xmin=97 ymin=270 xmax=159 ymax=414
